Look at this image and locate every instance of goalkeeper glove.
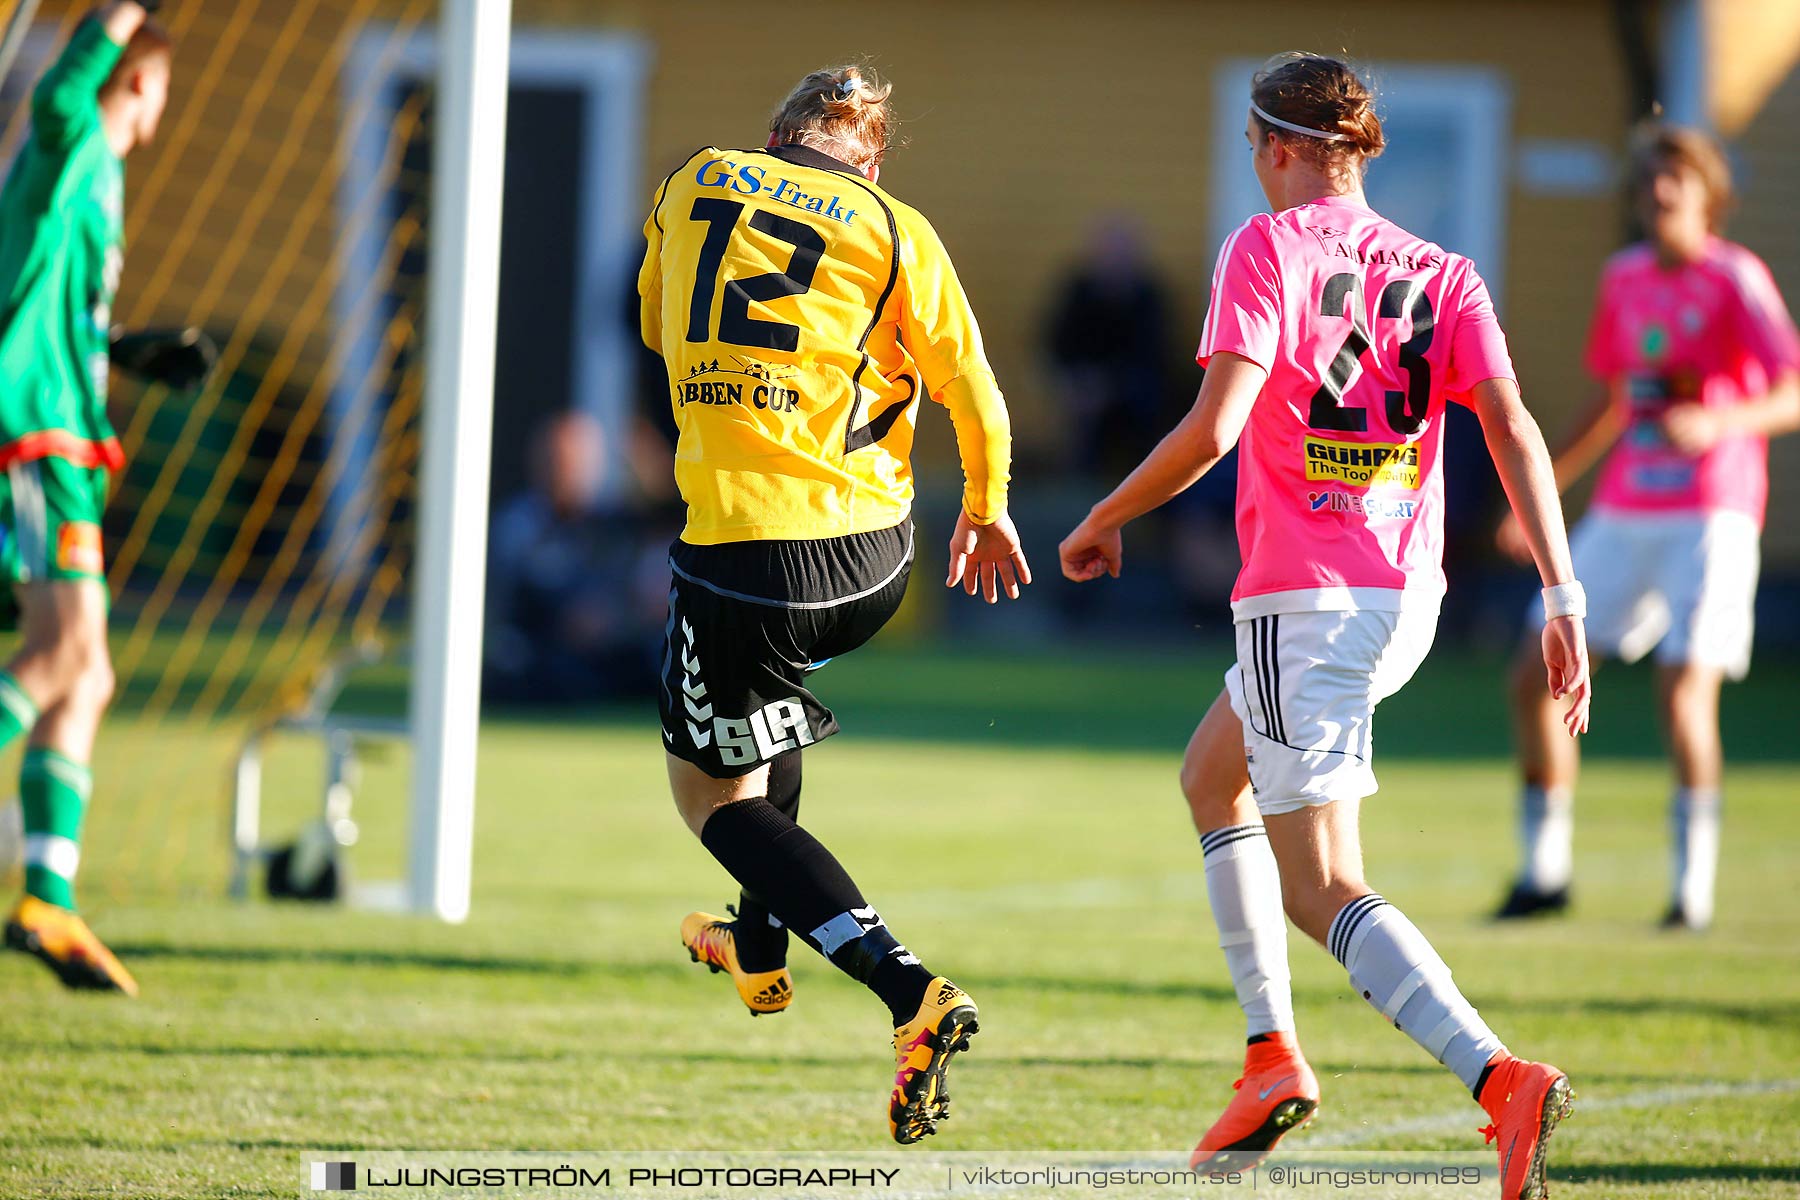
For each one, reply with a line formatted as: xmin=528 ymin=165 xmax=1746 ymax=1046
xmin=109 ymin=327 xmax=218 ymax=391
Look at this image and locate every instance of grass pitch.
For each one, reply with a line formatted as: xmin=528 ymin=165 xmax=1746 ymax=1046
xmin=1 ymin=642 xmax=1797 ymax=1197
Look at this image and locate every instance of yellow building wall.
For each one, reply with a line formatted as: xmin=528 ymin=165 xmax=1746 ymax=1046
xmin=1707 ymin=0 xmax=1800 ymax=136
xmin=24 ymin=0 xmax=1628 ymax=461
xmin=40 ymin=0 xmax=1800 ymax=566
xmin=1730 ymin=57 xmax=1800 ymax=562
xmin=571 ymin=0 xmax=1631 ymax=475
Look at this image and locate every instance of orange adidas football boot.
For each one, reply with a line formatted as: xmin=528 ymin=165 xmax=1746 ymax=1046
xmin=1190 ymin=1031 xmax=1320 ymax=1169
xmin=890 ymin=977 xmax=979 ymax=1144
xmin=4 ymin=895 xmax=139 ymax=997
xmin=680 ymin=910 xmax=793 ymax=1016
xmin=1478 ymin=1053 xmax=1574 ymax=1200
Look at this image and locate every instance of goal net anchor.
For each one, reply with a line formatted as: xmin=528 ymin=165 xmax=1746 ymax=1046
xmin=228 ymin=645 xmax=408 ymax=906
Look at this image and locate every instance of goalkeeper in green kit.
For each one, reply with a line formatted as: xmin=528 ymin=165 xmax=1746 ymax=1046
xmin=0 ymin=1 xmax=210 ymax=996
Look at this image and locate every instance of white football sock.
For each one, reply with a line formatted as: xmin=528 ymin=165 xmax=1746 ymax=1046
xmin=1201 ymin=823 xmax=1293 ymax=1038
xmin=1330 ymin=894 xmax=1504 ymax=1094
xmin=1670 ymin=788 xmax=1721 ymax=926
xmin=1519 ymin=784 xmax=1573 ymax=892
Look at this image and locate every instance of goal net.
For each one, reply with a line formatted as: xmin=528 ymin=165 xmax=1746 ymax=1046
xmin=0 ymin=0 xmax=457 ymax=907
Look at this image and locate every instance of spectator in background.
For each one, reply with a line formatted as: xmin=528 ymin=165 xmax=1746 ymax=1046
xmin=483 ymin=411 xmax=669 ymax=704
xmin=1047 ymin=216 xmax=1172 ymax=474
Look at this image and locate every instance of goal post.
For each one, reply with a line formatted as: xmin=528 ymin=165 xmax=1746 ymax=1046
xmin=0 ymin=0 xmax=46 ymax=95
xmin=408 ymin=0 xmax=512 ymax=922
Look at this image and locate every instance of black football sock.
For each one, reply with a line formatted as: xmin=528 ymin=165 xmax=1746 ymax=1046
xmin=700 ymin=797 xmax=935 ymax=1023
xmin=864 ymin=937 xmax=935 ymax=1025
xmin=732 ymin=751 xmax=800 ymax=972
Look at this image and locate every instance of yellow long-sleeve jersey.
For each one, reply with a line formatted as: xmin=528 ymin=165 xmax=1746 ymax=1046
xmin=639 ymin=143 xmax=1011 ymax=545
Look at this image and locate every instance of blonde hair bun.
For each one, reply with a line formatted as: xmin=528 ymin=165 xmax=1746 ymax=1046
xmin=771 ymin=64 xmax=896 ymax=169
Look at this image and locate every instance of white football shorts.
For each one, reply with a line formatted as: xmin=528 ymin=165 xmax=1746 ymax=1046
xmin=1528 ymin=508 xmax=1759 ymax=679
xmin=1224 ymin=607 xmax=1439 ymax=816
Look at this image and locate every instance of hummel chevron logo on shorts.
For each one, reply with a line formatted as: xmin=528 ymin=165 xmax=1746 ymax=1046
xmin=679 ymin=618 xmax=712 ymax=748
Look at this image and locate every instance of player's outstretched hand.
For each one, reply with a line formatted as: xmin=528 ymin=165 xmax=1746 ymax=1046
xmin=1058 ymin=516 xmax=1121 ymax=583
xmin=946 ymin=509 xmax=1031 ymax=604
xmin=1542 ymin=613 xmax=1592 ymax=737
xmin=110 ymin=327 xmax=217 ymax=390
xmin=102 ymin=1 xmax=161 ymax=23
xmin=1660 ymin=402 xmax=1724 ymax=455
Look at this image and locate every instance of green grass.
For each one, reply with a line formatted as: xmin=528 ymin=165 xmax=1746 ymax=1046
xmin=2 ymin=643 xmax=1798 ymax=1197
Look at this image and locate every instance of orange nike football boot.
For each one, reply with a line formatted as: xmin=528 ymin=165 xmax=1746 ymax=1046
xmin=4 ymin=895 xmax=139 ymax=996
xmin=680 ymin=910 xmax=793 ymax=1016
xmin=1190 ymin=1031 xmax=1320 ymax=1169
xmin=1478 ymin=1053 xmax=1575 ymax=1200
xmin=889 ymin=977 xmax=979 ymax=1144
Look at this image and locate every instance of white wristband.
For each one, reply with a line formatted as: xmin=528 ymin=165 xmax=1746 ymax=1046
xmin=1542 ymin=580 xmax=1587 ymax=621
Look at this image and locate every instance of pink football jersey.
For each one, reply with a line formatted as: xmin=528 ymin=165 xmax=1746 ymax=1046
xmin=1198 ymin=196 xmax=1515 ymax=617
xmin=1585 ymin=238 xmax=1800 ymax=526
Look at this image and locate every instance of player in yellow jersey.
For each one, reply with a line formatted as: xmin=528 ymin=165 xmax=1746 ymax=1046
xmin=641 ymin=64 xmax=1028 ymax=1143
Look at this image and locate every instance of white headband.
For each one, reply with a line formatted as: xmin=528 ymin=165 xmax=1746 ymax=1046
xmin=1250 ymin=100 xmax=1351 ymax=142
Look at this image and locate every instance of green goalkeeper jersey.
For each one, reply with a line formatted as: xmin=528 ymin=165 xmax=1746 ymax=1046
xmin=0 ymin=18 xmax=128 ymax=472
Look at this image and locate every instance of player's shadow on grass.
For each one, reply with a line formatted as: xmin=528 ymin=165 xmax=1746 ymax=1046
xmin=970 ymin=972 xmax=1239 ymax=1005
xmin=1502 ymin=993 xmax=1800 ymax=1031
xmin=1562 ymin=1164 xmax=1800 ymax=1187
xmin=14 ymin=1133 xmax=365 ymax=1153
xmin=621 ymin=1046 xmax=1193 ymax=1071
xmin=101 ymin=947 xmax=1241 ymax=1008
xmin=0 ymin=1037 xmax=566 ymax=1064
xmin=108 ymin=941 xmax=694 ymax=983
xmin=543 ymin=647 xmax=1800 ymax=763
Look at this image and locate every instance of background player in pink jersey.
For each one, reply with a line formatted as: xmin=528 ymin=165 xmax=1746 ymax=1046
xmin=1494 ymin=125 xmax=1800 ymax=930
xmin=1060 ymin=54 xmax=1590 ymax=1200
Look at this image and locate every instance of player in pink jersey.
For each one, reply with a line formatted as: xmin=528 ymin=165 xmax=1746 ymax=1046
xmin=1494 ymin=125 xmax=1800 ymax=930
xmin=1060 ymin=55 xmax=1589 ymax=1200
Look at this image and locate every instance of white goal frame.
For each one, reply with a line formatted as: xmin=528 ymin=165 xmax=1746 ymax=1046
xmin=406 ymin=0 xmax=512 ymax=923
xmin=326 ymin=7 xmax=648 ymax=920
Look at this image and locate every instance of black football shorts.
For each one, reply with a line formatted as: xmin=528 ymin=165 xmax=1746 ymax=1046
xmin=659 ymin=520 xmax=912 ymax=778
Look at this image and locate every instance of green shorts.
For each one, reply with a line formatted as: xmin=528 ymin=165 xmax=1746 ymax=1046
xmin=0 ymin=455 xmax=109 ymax=596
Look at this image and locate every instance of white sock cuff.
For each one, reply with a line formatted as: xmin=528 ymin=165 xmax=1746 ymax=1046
xmin=1672 ymin=787 xmax=1722 ymax=813
xmin=1523 ymin=783 xmax=1572 ymax=816
xmin=0 ymin=676 xmax=37 ymax=727
xmin=24 ymin=833 xmax=79 ymax=879
xmin=1328 ymin=893 xmax=1388 ymax=966
xmin=1200 ymin=823 xmax=1268 ymax=860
